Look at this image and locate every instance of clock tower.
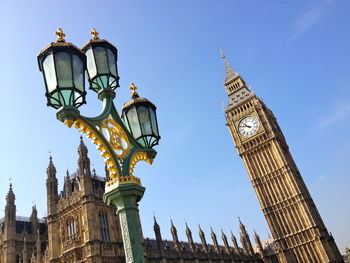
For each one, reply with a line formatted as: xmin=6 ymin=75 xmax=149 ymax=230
xmin=221 ymin=52 xmax=343 ymax=263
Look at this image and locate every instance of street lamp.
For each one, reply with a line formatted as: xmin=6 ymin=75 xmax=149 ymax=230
xmin=38 ymin=28 xmax=160 ymax=263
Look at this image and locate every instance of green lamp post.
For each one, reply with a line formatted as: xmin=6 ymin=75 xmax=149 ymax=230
xmin=38 ymin=28 xmax=160 ymax=263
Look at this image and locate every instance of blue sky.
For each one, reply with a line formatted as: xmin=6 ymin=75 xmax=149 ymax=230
xmin=0 ymin=0 xmax=349 ymax=253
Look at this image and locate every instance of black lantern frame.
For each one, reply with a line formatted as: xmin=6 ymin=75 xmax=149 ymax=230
xmin=122 ymin=96 xmax=160 ymax=149
xmin=38 ymin=43 xmax=87 ymax=109
xmin=81 ymin=39 xmax=120 ymax=93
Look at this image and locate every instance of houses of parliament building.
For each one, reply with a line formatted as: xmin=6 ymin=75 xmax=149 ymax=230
xmin=0 ymin=56 xmax=345 ymax=263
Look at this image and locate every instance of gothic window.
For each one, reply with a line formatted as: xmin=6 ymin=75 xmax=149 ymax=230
xmin=99 ymin=213 xmax=110 ymax=242
xmin=67 ymin=220 xmax=77 ymax=240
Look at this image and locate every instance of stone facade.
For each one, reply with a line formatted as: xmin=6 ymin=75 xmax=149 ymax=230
xmin=222 ymin=53 xmax=344 ymax=263
xmin=0 ymin=138 xmax=266 ymax=263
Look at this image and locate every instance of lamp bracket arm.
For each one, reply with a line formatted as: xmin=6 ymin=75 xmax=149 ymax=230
xmin=122 ymin=148 xmax=157 ymax=177
xmin=64 ymin=115 xmax=123 ymax=179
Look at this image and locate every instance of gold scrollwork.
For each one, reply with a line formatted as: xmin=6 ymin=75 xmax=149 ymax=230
xmin=98 ymin=119 xmax=130 ymax=160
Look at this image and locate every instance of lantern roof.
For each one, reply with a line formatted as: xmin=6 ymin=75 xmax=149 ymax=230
xmin=37 ymin=28 xmax=84 ymax=71
xmin=122 ymin=83 xmax=156 ymax=110
xmin=81 ymin=28 xmax=118 ymax=54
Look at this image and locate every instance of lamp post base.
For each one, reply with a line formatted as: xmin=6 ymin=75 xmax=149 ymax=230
xmin=104 ymin=182 xmax=146 ymax=263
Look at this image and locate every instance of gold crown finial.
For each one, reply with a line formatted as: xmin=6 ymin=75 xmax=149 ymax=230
xmin=90 ymin=28 xmax=99 ymax=40
xmin=129 ymin=83 xmax=139 ymax=98
xmin=55 ymin=28 xmax=66 ymax=42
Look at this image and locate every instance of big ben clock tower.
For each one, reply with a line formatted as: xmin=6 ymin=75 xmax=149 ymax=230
xmin=221 ymin=52 xmax=343 ymax=263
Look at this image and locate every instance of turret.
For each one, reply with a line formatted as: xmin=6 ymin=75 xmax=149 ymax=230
xmin=185 ymin=223 xmax=195 ymax=252
xmin=254 ymin=230 xmax=265 ymax=258
xmin=46 ymin=156 xmax=58 ymax=215
xmin=64 ymin=170 xmax=72 ymax=197
xmin=170 ymin=220 xmax=180 ymax=252
xmin=153 ymin=216 xmax=165 ymax=256
xmin=199 ymin=225 xmax=209 ymax=253
xmin=77 ymin=136 xmax=93 ymax=194
xmin=30 ymin=205 xmax=39 ymax=236
xmin=4 ymin=183 xmax=16 ymax=239
xmin=4 ymin=183 xmax=16 ymax=262
xmin=221 ymin=229 xmax=231 ymax=254
xmin=210 ymin=227 xmax=220 ymax=254
xmin=239 ymin=217 xmax=254 ymax=255
xmin=230 ymin=231 xmax=240 ymax=254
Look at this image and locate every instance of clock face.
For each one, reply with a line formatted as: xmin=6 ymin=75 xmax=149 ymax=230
xmin=238 ymin=116 xmax=260 ymax=137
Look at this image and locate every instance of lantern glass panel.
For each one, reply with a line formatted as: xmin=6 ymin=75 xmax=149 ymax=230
xmin=94 ymin=47 xmax=109 ymax=74
xmin=138 ymin=106 xmax=152 ymax=135
xmin=50 ymin=92 xmax=60 ymax=108
xmin=126 ymin=107 xmax=142 ymax=139
xmin=72 ymin=54 xmax=84 ymax=92
xmin=149 ymin=108 xmax=159 ymax=136
xmin=55 ymin=52 xmax=73 ymax=88
xmin=107 ymin=49 xmax=117 ymax=76
xmin=60 ymin=89 xmax=73 ymax=106
xmin=74 ymin=91 xmax=83 ymax=104
xmin=86 ymin=48 xmax=97 ymax=78
xmin=43 ymin=54 xmax=57 ymax=93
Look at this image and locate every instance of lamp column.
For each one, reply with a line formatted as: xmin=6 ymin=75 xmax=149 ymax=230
xmin=104 ymin=183 xmax=146 ymax=263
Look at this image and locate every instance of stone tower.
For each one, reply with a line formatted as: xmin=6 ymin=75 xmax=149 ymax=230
xmin=222 ymin=52 xmax=344 ymax=263
xmin=45 ymin=138 xmax=124 ymax=262
xmin=4 ymin=184 xmax=16 ymax=263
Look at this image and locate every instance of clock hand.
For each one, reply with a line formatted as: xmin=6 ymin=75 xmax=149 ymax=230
xmin=243 ymin=124 xmax=252 ymax=128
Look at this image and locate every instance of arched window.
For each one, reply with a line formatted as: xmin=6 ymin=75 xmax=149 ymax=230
xmin=99 ymin=213 xmax=110 ymax=242
xmin=67 ymin=220 xmax=77 ymax=240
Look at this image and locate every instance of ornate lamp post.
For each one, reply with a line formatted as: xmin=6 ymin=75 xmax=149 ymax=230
xmin=38 ymin=28 xmax=160 ymax=263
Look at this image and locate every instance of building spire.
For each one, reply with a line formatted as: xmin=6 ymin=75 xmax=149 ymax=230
xmin=170 ymin=220 xmax=180 ymax=252
xmin=6 ymin=183 xmax=15 ymax=205
xmin=198 ymin=225 xmax=209 ymax=252
xmin=185 ymin=222 xmax=195 ymax=252
xmin=46 ymin=156 xmax=56 ymax=178
xmin=221 ymin=229 xmax=231 ymax=254
xmin=210 ymin=227 xmax=220 ymax=254
xmin=230 ymin=230 xmax=240 ymax=254
xmin=153 ymin=216 xmax=165 ymax=256
xmin=220 ymin=49 xmax=238 ymax=85
xmin=254 ymin=230 xmax=265 ymax=257
xmin=78 ymin=136 xmax=91 ymax=177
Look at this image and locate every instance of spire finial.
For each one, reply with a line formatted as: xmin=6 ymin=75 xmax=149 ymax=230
xmin=220 ymin=49 xmax=225 ymax=59
xmin=90 ymin=28 xmax=99 ymax=40
xmin=55 ymin=28 xmax=66 ymax=43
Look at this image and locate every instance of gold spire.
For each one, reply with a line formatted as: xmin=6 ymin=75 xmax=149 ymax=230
xmin=129 ymin=83 xmax=139 ymax=98
xmin=55 ymin=28 xmax=66 ymax=42
xmin=90 ymin=28 xmax=99 ymax=40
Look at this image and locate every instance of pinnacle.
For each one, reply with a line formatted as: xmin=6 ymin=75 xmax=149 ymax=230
xmin=220 ymin=50 xmax=238 ymax=84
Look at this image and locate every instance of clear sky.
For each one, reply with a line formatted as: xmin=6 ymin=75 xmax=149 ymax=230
xmin=0 ymin=0 xmax=349 ymax=253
